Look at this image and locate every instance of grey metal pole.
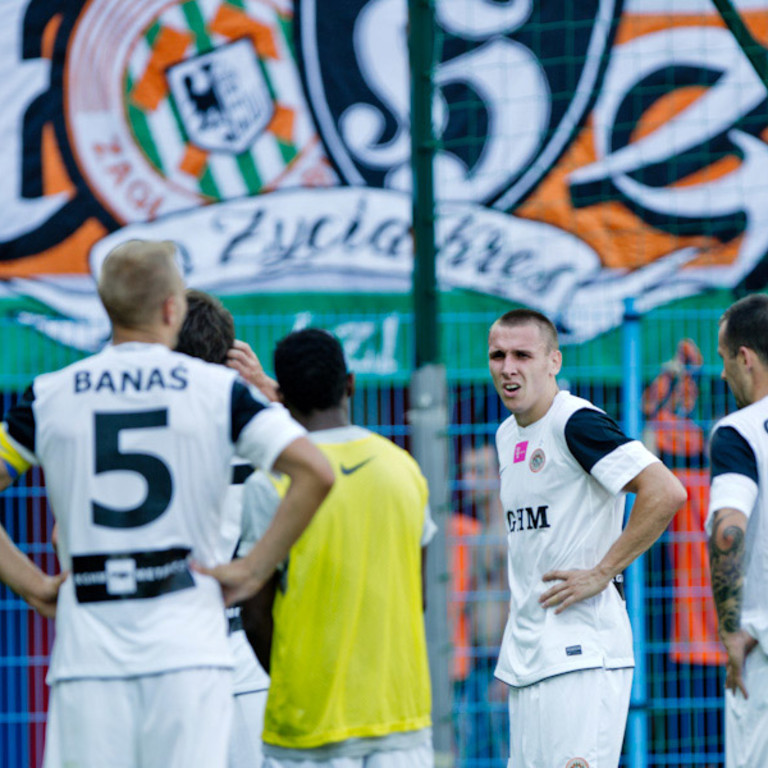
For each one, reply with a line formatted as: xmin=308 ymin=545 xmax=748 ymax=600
xmin=410 ymin=366 xmax=453 ymax=765
xmin=408 ymin=0 xmax=452 ymax=762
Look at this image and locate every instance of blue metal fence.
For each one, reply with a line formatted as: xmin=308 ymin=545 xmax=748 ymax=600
xmin=0 ymin=306 xmax=731 ymax=767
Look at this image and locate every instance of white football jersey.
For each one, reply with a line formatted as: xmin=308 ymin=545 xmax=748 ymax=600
xmin=494 ymin=390 xmax=658 ymax=687
xmin=2 ymin=342 xmax=305 ymax=682
xmin=706 ymin=395 xmax=768 ymax=653
xmin=219 ymin=464 xmax=270 ymax=694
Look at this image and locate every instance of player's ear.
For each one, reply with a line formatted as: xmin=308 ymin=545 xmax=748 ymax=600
xmin=550 ymin=348 xmax=563 ymax=375
xmin=738 ymin=345 xmax=756 ymax=371
xmin=163 ymin=291 xmax=185 ymax=329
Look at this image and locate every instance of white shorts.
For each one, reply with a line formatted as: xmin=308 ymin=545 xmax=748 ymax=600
xmin=229 ymin=689 xmax=268 ymax=768
xmin=725 ymin=644 xmax=768 ymax=768
xmin=507 ymin=667 xmax=632 ymax=768
xmin=262 ymin=744 xmax=433 ymax=768
xmin=43 ymin=668 xmax=233 ymax=768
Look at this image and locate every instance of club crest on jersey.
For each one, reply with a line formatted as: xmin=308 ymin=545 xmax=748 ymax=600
xmin=565 ymin=759 xmax=590 ymax=768
xmin=529 ymin=448 xmax=546 ymax=472
xmin=297 ymin=0 xmax=619 ymax=206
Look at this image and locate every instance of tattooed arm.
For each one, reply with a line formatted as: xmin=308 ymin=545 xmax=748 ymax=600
xmin=709 ymin=507 xmax=757 ymax=698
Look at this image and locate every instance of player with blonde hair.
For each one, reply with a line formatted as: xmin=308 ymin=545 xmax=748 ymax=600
xmin=0 ymin=240 xmax=333 ymax=768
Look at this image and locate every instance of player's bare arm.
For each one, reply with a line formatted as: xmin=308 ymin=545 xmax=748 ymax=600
xmin=197 ymin=436 xmax=334 ymax=605
xmin=0 ymin=519 xmax=66 ymax=619
xmin=540 ymin=462 xmax=686 ymax=613
xmin=709 ymin=506 xmax=756 ymax=698
xmin=0 ymin=457 xmax=66 ymax=618
xmin=226 ymin=339 xmax=279 ymax=402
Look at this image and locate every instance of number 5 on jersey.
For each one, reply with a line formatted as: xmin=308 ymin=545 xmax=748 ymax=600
xmin=93 ymin=410 xmax=173 ymax=528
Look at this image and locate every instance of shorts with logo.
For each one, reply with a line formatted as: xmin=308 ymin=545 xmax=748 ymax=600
xmin=43 ymin=667 xmax=233 ymax=768
xmin=725 ymin=644 xmax=768 ymax=768
xmin=507 ymin=667 xmax=632 ymax=768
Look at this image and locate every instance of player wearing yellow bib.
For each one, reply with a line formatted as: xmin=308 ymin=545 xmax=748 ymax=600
xmin=241 ymin=328 xmax=435 ymax=768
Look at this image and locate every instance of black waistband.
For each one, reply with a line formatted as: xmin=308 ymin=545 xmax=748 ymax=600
xmin=71 ymin=546 xmax=193 ymax=603
xmin=613 ymin=573 xmax=625 ymax=601
xmin=227 ymin=607 xmax=244 ymax=634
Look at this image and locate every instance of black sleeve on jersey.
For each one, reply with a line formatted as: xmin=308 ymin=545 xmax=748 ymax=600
xmin=5 ymin=384 xmax=37 ymax=454
xmin=230 ymin=380 xmax=266 ymax=443
xmin=564 ymin=408 xmax=632 ymax=474
xmin=709 ymin=426 xmax=758 ymax=483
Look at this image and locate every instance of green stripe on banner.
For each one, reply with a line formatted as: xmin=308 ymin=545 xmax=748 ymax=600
xmin=181 ymin=0 xmax=214 ymax=53
xmin=199 ymin=165 xmax=222 ymax=199
xmin=277 ymin=140 xmax=298 ymax=165
xmin=145 ymin=21 xmax=161 ymax=46
xmin=225 ymin=0 xmax=247 ymax=9
xmin=236 ymin=152 xmax=263 ymax=194
xmin=125 ymin=74 xmax=165 ymax=174
xmin=257 ymin=59 xmax=277 ymax=102
xmin=278 ymin=16 xmax=295 ymax=61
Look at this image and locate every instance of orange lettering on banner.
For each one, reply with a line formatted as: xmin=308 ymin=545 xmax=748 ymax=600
xmin=131 ymin=26 xmax=192 ymax=111
xmin=91 ymin=140 xmax=165 ymax=219
xmin=210 ymin=4 xmax=278 ymax=59
xmin=126 ymin=180 xmax=163 ymax=220
xmin=106 ymin=162 xmax=131 ymax=185
xmin=93 ymin=138 xmax=121 ymax=157
xmin=0 ymin=219 xmax=106 ymax=278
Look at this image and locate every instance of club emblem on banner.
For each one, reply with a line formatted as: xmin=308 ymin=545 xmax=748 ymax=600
xmin=64 ymin=0 xmax=324 ymax=222
xmin=166 ymin=39 xmax=274 ymax=155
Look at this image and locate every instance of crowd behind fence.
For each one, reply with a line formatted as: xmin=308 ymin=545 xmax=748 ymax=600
xmin=0 ymin=306 xmax=733 ymax=767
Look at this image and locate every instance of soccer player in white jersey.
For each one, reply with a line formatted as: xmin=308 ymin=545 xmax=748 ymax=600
xmin=175 ymin=289 xmax=271 ymax=768
xmin=706 ymin=294 xmax=768 ymax=768
xmin=488 ymin=309 xmax=686 ymax=768
xmin=0 ymin=240 xmax=334 ymax=768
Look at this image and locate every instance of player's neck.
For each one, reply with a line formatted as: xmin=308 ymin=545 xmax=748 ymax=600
xmin=110 ymin=325 xmax=173 ymax=348
xmin=296 ymin=406 xmax=350 ymax=433
xmin=514 ymin=384 xmax=560 ymax=428
xmin=748 ymin=372 xmax=768 ymax=405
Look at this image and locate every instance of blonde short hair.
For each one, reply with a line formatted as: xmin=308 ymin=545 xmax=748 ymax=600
xmin=98 ymin=240 xmax=183 ymax=329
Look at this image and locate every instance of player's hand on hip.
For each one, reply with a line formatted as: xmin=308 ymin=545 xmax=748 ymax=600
xmin=226 ymin=340 xmax=279 ymax=402
xmin=192 ymin=558 xmax=266 ymax=607
xmin=721 ymin=628 xmax=758 ymax=699
xmin=26 ymin=571 xmax=68 ymax=619
xmin=539 ymin=567 xmax=612 ymax=614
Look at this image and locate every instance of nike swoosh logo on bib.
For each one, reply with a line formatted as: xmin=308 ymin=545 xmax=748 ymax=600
xmin=340 ymin=457 xmax=374 ymax=475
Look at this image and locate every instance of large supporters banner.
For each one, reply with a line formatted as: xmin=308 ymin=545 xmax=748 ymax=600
xmin=0 ymin=0 xmax=767 ymax=372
